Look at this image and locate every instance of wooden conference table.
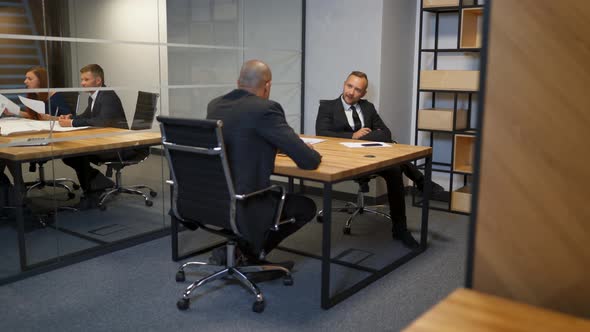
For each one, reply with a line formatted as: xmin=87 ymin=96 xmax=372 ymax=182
xmin=0 ymin=127 xmax=162 ymax=271
xmin=403 ymin=288 xmax=590 ymax=332
xmin=171 ymin=135 xmax=433 ymax=309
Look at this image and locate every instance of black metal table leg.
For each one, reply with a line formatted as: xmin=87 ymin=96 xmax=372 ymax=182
xmin=420 ymin=156 xmax=432 ymax=249
xmin=11 ymin=161 xmax=28 ymax=270
xmin=321 ymin=182 xmax=332 ymax=309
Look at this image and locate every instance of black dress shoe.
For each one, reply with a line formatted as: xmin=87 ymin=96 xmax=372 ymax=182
xmin=89 ymin=173 xmax=115 ymax=192
xmin=244 ymin=260 xmax=294 ymax=283
xmin=418 ymin=180 xmax=444 ymax=194
xmin=74 ymin=192 xmax=101 ymax=210
xmin=393 ymin=230 xmax=419 ymax=249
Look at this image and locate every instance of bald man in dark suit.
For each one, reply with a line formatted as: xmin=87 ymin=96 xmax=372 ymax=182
xmin=207 ymin=59 xmax=321 ymax=265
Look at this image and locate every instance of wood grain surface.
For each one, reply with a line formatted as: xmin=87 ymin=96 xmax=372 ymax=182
xmin=0 ymin=127 xmax=161 ymax=161
xmin=472 ymin=0 xmax=590 ymax=317
xmin=403 ymin=288 xmax=590 ymax=332
xmin=273 ymin=135 xmax=432 ymax=182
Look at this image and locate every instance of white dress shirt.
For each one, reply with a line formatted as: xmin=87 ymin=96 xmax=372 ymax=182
xmin=341 ymin=96 xmax=364 ymax=130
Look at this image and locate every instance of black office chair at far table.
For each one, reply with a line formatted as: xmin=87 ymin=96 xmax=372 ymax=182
xmin=158 ymin=116 xmax=295 ymax=313
xmin=25 ymin=91 xmax=81 ymax=203
xmin=97 ymin=91 xmax=159 ymax=210
xmin=317 ymin=174 xmax=393 ymax=234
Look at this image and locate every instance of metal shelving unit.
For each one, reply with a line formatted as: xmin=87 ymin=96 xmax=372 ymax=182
xmin=412 ymin=0 xmax=484 ymax=215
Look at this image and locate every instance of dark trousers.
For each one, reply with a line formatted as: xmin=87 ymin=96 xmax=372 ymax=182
xmin=62 ymin=153 xmax=116 ymax=193
xmin=261 ymin=192 xmax=316 ymax=255
xmin=377 ymin=162 xmax=424 ymax=232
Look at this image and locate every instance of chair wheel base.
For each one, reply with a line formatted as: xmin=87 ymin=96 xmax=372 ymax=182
xmin=283 ymin=275 xmax=294 ymax=286
xmin=145 ymin=200 xmax=153 ymax=207
xmin=252 ymin=300 xmax=265 ymax=313
xmin=175 ymin=271 xmax=185 ymax=282
xmin=316 ymin=215 xmax=323 ymax=223
xmin=177 ymin=298 xmax=190 ymax=311
xmin=149 ymin=191 xmax=157 ymax=197
xmin=67 ymin=192 xmax=76 ymax=200
xmin=343 ymin=227 xmax=351 ymax=235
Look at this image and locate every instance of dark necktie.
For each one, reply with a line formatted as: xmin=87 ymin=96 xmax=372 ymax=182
xmin=351 ymin=105 xmax=361 ymax=131
xmin=88 ymin=96 xmax=93 ymax=113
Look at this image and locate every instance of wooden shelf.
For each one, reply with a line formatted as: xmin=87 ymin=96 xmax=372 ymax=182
xmin=418 ymin=108 xmax=468 ymax=131
xmin=421 ymin=48 xmax=481 ymax=53
xmin=422 ymin=0 xmax=459 ymax=9
xmin=460 ymin=8 xmax=484 ymax=48
xmin=453 ymin=134 xmax=475 ymax=173
xmin=451 ymin=185 xmax=471 ymax=213
xmin=420 ymin=70 xmax=479 ymax=92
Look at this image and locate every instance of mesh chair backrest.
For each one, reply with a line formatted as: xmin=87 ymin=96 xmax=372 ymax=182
xmin=157 ymin=116 xmax=235 ymax=232
xmin=131 ymin=91 xmax=159 ymax=130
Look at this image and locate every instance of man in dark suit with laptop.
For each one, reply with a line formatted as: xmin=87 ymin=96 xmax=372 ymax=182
xmin=316 ymin=71 xmax=442 ymax=249
xmin=206 ymin=59 xmax=322 ymax=267
xmin=58 ymin=64 xmax=128 ymax=207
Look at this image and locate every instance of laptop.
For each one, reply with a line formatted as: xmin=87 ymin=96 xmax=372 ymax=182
xmin=8 ymin=136 xmax=51 ymax=147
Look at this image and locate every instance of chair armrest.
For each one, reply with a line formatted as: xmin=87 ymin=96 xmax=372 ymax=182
xmin=235 ymin=184 xmax=293 ymax=231
xmin=235 ymin=184 xmax=282 ymax=200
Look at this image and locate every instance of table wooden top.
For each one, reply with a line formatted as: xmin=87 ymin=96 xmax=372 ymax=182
xmin=273 ymin=135 xmax=432 ymax=183
xmin=0 ymin=127 xmax=161 ymax=162
xmin=403 ymin=288 xmax=590 ymax=332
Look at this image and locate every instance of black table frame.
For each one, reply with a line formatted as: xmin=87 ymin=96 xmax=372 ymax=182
xmin=171 ymin=154 xmax=432 ymax=309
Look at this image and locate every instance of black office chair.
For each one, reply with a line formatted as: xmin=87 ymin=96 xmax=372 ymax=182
xmin=97 ymin=91 xmax=159 ymax=210
xmin=26 ymin=91 xmax=81 ymax=201
xmin=158 ymin=116 xmax=295 ymax=313
xmin=317 ymin=175 xmax=392 ymax=234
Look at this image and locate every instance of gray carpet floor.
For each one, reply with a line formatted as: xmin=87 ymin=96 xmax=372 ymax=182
xmin=0 ymin=194 xmax=469 ymax=332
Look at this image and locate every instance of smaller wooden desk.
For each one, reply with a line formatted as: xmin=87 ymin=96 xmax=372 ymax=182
xmin=403 ymin=288 xmax=590 ymax=332
xmin=1 ymin=127 xmax=161 ymax=271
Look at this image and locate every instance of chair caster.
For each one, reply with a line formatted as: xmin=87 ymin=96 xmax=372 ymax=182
xmin=316 ymin=215 xmax=323 ymax=223
xmin=177 ymin=298 xmax=190 ymax=311
xmin=343 ymin=227 xmax=351 ymax=235
xmin=73 ymin=184 xmax=81 ymax=190
xmin=283 ymin=275 xmax=294 ymax=286
xmin=149 ymin=191 xmax=157 ymax=197
xmin=145 ymin=200 xmax=153 ymax=207
xmin=67 ymin=192 xmax=76 ymax=200
xmin=99 ymin=204 xmax=107 ymax=211
xmin=344 ymin=202 xmax=355 ymax=214
xmin=175 ymin=271 xmax=185 ymax=282
xmin=252 ymin=300 xmax=265 ymax=313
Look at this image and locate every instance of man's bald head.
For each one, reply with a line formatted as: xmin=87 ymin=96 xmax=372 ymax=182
xmin=237 ymin=60 xmax=272 ymax=99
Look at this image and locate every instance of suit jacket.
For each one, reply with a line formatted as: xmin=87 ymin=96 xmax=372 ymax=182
xmin=315 ymin=97 xmax=393 ymax=143
xmin=46 ymin=93 xmax=72 ymax=116
xmin=207 ymin=89 xmax=321 ymax=253
xmin=72 ymin=89 xmax=128 ymax=129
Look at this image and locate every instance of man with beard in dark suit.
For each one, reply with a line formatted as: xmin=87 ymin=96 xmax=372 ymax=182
xmin=59 ymin=64 xmax=128 ymax=207
xmin=207 ymin=59 xmax=322 ymax=267
xmin=316 ymin=71 xmax=442 ymax=249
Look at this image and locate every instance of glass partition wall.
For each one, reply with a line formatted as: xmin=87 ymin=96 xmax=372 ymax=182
xmin=0 ymin=0 xmax=303 ymax=283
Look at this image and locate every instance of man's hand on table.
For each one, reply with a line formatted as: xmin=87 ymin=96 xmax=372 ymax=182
xmin=58 ymin=114 xmax=73 ymax=127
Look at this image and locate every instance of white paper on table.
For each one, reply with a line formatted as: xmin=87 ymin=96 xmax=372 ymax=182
xmin=0 ymin=94 xmax=21 ymax=115
xmin=0 ymin=118 xmax=89 ymax=136
xmin=340 ymin=142 xmax=391 ymax=148
xmin=18 ymin=96 xmax=45 ymax=114
xmin=52 ymin=122 xmax=89 ymax=132
xmin=301 ymin=137 xmax=325 ymax=145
